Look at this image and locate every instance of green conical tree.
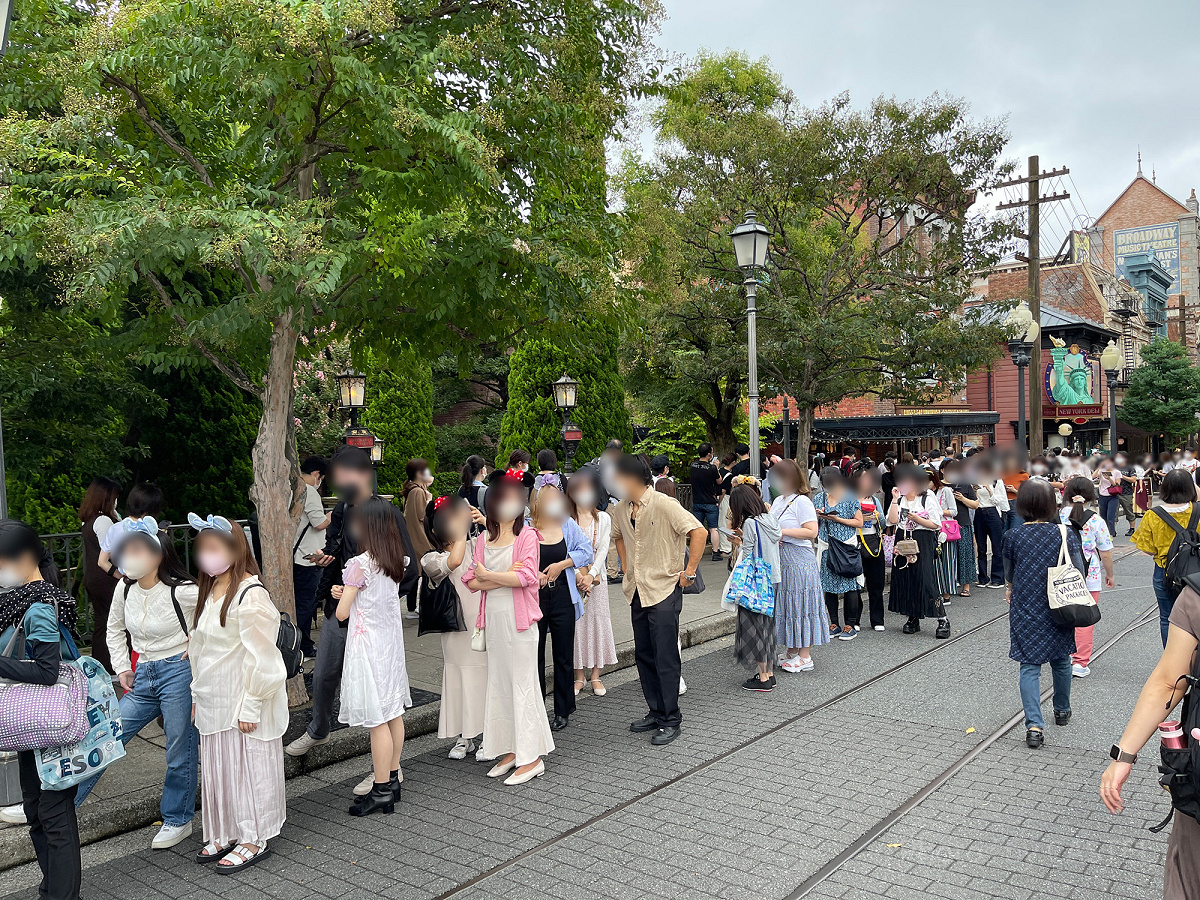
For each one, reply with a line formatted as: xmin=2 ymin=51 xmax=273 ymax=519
xmin=1120 ymin=339 xmax=1200 ymax=443
xmin=360 ymin=349 xmax=437 ymax=498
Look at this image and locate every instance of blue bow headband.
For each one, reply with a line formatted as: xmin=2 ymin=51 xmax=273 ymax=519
xmin=188 ymin=512 xmax=233 ymax=534
xmin=110 ymin=516 xmax=161 ymax=556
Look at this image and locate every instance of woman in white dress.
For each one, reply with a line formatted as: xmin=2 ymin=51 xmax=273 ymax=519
xmin=333 ymin=497 xmax=413 ymax=816
xmin=569 ymin=468 xmax=617 ymax=696
xmin=421 ymin=495 xmax=487 ymax=759
xmin=464 ymin=469 xmax=554 ymax=786
xmin=187 ymin=513 xmax=287 ymax=873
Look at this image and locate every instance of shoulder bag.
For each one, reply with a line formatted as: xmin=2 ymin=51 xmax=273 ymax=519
xmin=1046 ymin=524 xmax=1100 ymax=627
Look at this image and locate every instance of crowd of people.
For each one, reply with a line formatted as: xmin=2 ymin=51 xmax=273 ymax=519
xmin=5 ymin=435 xmax=1200 ymax=899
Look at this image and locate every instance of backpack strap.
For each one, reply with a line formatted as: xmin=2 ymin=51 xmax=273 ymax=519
xmin=169 ymin=584 xmax=189 ymax=636
xmin=234 ymin=583 xmax=265 ymax=606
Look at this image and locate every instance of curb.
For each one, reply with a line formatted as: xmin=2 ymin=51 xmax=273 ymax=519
xmin=0 ymin=611 xmax=735 ymax=870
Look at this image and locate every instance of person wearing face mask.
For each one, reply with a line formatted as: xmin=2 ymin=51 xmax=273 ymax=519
xmin=569 ymin=468 xmax=617 ymax=697
xmin=293 ymin=456 xmax=330 ymax=658
xmin=529 ymin=475 xmax=593 ymax=732
xmin=188 ymin=513 xmax=287 ymax=872
xmin=887 ymin=465 xmax=950 ymax=638
xmin=944 ymin=461 xmax=979 ymax=598
xmin=70 ymin=517 xmax=200 ymax=850
xmin=1109 ymin=453 xmax=1139 ymax=537
xmin=1094 ymin=456 xmax=1123 ymax=537
xmin=1182 ymin=449 xmax=1199 ymax=476
xmin=402 ymin=458 xmax=436 ymax=621
xmin=464 ymin=468 xmax=554 ymax=785
xmin=0 ymin=521 xmax=81 ymax=900
xmin=971 ymin=462 xmax=1009 ymax=589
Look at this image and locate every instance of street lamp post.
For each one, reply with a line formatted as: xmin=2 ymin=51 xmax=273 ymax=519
xmin=551 ymin=374 xmax=582 ymax=473
xmin=0 ymin=0 xmax=14 ymax=56
xmin=336 ymin=369 xmax=374 ymax=449
xmin=1100 ymin=340 xmax=1121 ymax=452
xmin=1004 ymin=303 xmax=1039 ymax=456
xmin=730 ymin=210 xmax=772 ymax=479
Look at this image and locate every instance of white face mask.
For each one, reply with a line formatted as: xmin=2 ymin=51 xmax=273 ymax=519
xmin=0 ymin=566 xmax=25 ymax=589
xmin=541 ymin=499 xmax=566 ymax=520
xmin=572 ymin=490 xmax=596 ymax=509
xmin=421 ymin=469 xmax=433 ymax=483
xmin=119 ymin=555 xmax=157 ymax=580
xmin=496 ymin=501 xmax=525 ymax=522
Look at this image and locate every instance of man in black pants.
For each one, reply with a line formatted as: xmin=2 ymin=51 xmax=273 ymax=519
xmin=285 ymin=448 xmax=418 ymax=779
xmin=611 ymin=454 xmax=706 ymax=746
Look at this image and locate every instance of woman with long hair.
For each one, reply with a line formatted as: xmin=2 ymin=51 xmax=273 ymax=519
xmin=813 ymin=467 xmax=864 ymax=640
xmin=1133 ymin=468 xmax=1199 ymax=645
xmin=723 ymin=484 xmax=781 ymax=691
xmin=464 ymin=470 xmax=554 ymax=785
xmin=78 ymin=477 xmax=121 ymax=673
xmin=73 ymin=517 xmax=200 ymax=850
xmin=928 ymin=466 xmax=959 ymax=609
xmin=422 ymin=496 xmax=487 ymax=760
xmin=401 ymin=458 xmax=434 ymax=619
xmin=1059 ymin=476 xmax=1114 ymax=678
xmin=0 ymin=520 xmax=81 ymax=900
xmin=568 ymin=468 xmax=617 ymax=697
xmin=187 ymin=514 xmax=286 ymax=872
xmin=766 ymin=460 xmax=828 ymax=672
xmin=332 ymin=498 xmax=413 ymax=816
xmin=458 ymin=455 xmax=489 ymax=513
xmin=887 ymin=465 xmax=949 ymax=638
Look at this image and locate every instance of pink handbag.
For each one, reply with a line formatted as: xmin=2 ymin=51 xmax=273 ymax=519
xmin=940 ymin=519 xmax=962 ymax=541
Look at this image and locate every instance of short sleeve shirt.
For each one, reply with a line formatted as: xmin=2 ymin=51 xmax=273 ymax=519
xmin=613 ymin=488 xmax=703 ymax=607
xmin=1169 ymin=586 xmax=1200 ymax=638
xmin=1133 ymin=503 xmax=1195 ymax=567
xmin=689 ymin=461 xmax=721 ymax=506
xmin=294 ymin=483 xmax=327 ymax=565
xmin=771 ymin=494 xmax=817 ymax=547
xmin=1059 ymin=509 xmax=1112 ymax=591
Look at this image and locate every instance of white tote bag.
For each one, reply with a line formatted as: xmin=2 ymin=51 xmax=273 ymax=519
xmin=1046 ymin=524 xmax=1100 ymax=627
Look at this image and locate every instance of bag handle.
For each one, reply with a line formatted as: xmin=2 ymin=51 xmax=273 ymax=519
xmin=1057 ymin=523 xmax=1070 ymax=568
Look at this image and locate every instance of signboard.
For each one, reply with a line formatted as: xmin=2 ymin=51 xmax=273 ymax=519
xmin=1071 ymin=231 xmax=1093 ymax=265
xmin=1115 ymin=222 xmax=1181 ymax=291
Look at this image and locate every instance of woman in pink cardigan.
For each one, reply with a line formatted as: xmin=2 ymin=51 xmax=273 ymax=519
xmin=463 ymin=469 xmax=555 ymax=785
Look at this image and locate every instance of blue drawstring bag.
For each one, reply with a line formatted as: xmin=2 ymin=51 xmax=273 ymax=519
xmin=724 ymin=520 xmax=775 ymax=616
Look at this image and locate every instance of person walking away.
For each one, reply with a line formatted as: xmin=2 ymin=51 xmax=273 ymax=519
xmin=423 ymin=497 xmax=487 ymax=759
xmin=943 ymin=460 xmax=979 ymax=597
xmin=331 ymin=498 xmax=413 ymax=815
xmin=689 ymin=443 xmax=724 ymax=562
xmin=722 ymin=484 xmax=781 ymax=691
xmin=293 ymin=456 xmax=330 ymax=657
xmin=853 ymin=467 xmax=887 ymax=631
xmin=972 ymin=462 xmax=1008 ymax=588
xmin=1133 ymin=469 xmax=1199 ymax=646
xmin=1095 ymin=457 xmax=1123 ymax=537
xmin=1101 ymin=577 xmax=1200 ymax=897
xmin=568 ymin=468 xmax=617 ymax=697
xmin=401 ymin=458 xmax=435 ymax=620
xmin=464 ymin=468 xmax=554 ymax=785
xmin=813 ymin=468 xmax=864 ymax=640
xmin=1002 ymin=480 xmax=1086 ymax=748
xmin=611 ymin=454 xmax=706 ymax=745
xmin=187 ymin=514 xmax=286 ymax=872
xmin=1059 ymin=477 xmax=1113 ymax=678
xmin=768 ymin=460 xmax=828 ymax=669
xmin=78 ymin=477 xmax=122 ymax=675
xmin=73 ymin=518 xmax=199 ymax=850
xmin=887 ymin=465 xmax=950 ymax=638
xmin=529 ymin=475 xmax=592 ymax=732
xmin=0 ymin=522 xmax=82 ymax=900
xmin=536 ymin=449 xmax=558 ymax=477
xmin=930 ymin=466 xmax=959 ymax=608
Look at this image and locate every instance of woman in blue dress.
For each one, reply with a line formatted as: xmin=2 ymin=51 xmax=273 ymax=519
xmin=813 ymin=467 xmax=864 ymax=640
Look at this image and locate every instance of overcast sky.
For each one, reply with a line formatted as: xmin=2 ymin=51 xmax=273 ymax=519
xmin=653 ymin=0 xmax=1199 ymax=249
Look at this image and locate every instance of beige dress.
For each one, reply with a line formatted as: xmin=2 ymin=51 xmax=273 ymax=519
xmin=478 ymin=542 xmax=555 ymax=766
xmin=422 ymin=550 xmax=487 ymax=740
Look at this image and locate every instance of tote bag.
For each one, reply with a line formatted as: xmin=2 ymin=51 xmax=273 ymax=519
xmin=1047 ymin=524 xmax=1100 ymax=628
xmin=724 ymin=520 xmax=775 ymax=617
xmin=35 ymin=655 xmax=125 ymax=790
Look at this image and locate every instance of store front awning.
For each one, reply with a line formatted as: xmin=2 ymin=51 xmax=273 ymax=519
xmin=806 ymin=411 xmax=1000 ymax=443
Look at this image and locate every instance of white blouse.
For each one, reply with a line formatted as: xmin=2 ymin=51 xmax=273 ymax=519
xmin=572 ymin=512 xmax=612 ymax=578
xmin=107 ymin=580 xmax=200 ymax=675
xmin=896 ymin=493 xmax=942 ymax=530
xmin=188 ymin=576 xmax=287 ymax=741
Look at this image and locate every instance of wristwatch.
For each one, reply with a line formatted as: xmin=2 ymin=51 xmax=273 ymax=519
xmin=681 ymin=571 xmax=696 ymax=583
xmin=1109 ymin=744 xmax=1137 ymax=764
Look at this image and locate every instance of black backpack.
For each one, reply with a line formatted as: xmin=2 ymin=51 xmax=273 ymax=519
xmin=1152 ymin=578 xmax=1200 ymax=832
xmin=236 ymin=584 xmax=304 ymax=679
xmin=1156 ymin=506 xmax=1200 ymax=598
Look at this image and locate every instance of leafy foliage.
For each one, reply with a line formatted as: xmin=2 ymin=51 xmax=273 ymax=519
xmin=360 ymin=349 xmax=437 ymax=498
xmin=294 ymin=336 xmax=352 ymax=460
xmin=1119 ymin=339 xmax=1200 ymax=442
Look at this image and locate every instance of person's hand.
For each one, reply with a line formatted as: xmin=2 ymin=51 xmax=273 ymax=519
xmin=1105 ymin=573 xmax=1116 ymax=589
xmin=509 ymin=561 xmax=526 ymax=571
xmin=769 ymin=454 xmax=782 ymax=465
xmin=891 ymin=487 xmax=900 ymax=499
xmin=470 ymin=507 xmax=486 ymax=525
xmin=476 ymin=562 xmax=491 ymax=579
xmin=311 ymin=553 xmax=335 ymax=567
xmin=1101 ymin=760 xmax=1132 ymax=813
xmin=953 ymin=491 xmax=965 ymax=501
xmin=331 ymin=585 xmax=344 ymax=599
xmin=678 ymin=570 xmax=696 ymax=589
xmin=238 ymin=721 xmax=258 ymax=734
xmin=118 ymin=671 xmax=135 ymax=692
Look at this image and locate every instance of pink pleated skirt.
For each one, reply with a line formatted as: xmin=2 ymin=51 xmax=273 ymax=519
xmin=200 ymin=729 xmax=286 ymax=846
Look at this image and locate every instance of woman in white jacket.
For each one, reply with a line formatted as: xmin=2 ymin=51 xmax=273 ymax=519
xmin=568 ymin=469 xmax=617 ymax=696
xmin=187 ymin=514 xmax=287 ymax=873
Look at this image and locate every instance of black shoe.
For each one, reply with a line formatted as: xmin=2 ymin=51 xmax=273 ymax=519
xmin=1054 ymin=710 xmax=1072 ymax=726
xmin=650 ymin=725 xmax=681 ymax=745
xmin=349 ymin=786 xmax=395 ymax=816
xmin=551 ymin=715 xmax=569 ymax=732
xmin=710 ymin=551 xmax=722 ymax=562
xmin=935 ymin=619 xmax=951 ymax=639
xmin=630 ymin=714 xmax=659 ymax=733
xmin=608 ymin=574 xmax=623 ymax=584
xmin=742 ymin=674 xmax=776 ymax=692
xmin=386 ymin=776 xmax=402 ymax=802
xmin=902 ymin=619 xmax=920 ymax=634
xmin=1126 ymin=529 xmax=1135 ymax=537
xmin=1026 ymin=728 xmax=1044 ymax=749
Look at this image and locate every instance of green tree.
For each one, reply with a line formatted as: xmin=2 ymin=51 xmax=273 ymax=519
xmin=617 ymin=52 xmax=1016 ymax=453
xmin=360 ymin=349 xmax=437 ymax=498
xmin=498 ymin=323 xmax=633 ymax=467
xmin=1120 ymin=339 xmax=1200 ymax=442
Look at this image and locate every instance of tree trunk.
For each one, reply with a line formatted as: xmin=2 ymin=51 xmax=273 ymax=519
xmin=793 ymin=406 xmax=815 ymax=463
xmin=249 ymin=308 xmax=308 ymax=706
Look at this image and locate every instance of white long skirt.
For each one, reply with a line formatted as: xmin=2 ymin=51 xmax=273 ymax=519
xmin=439 ymin=626 xmax=488 ymax=740
xmin=200 ymin=729 xmax=286 ymax=846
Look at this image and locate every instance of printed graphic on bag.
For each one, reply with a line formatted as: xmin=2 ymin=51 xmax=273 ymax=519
xmin=35 ymin=656 xmax=126 ymax=790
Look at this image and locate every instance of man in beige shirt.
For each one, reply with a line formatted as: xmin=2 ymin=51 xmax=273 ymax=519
xmin=611 ymin=454 xmax=706 ymax=745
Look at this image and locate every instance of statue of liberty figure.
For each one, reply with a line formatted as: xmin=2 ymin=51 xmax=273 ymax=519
xmin=1048 ymin=340 xmax=1094 ymax=405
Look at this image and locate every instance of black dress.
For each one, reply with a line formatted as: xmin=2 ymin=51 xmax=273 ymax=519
xmin=887 ymin=496 xmax=942 ymax=620
xmin=81 ymin=515 xmax=117 ymax=674
xmin=536 ymin=539 xmax=577 ymax=720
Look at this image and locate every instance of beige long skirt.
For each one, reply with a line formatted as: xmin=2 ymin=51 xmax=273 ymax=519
xmin=200 ymin=729 xmax=286 ymax=847
xmin=439 ymin=598 xmax=488 ymax=740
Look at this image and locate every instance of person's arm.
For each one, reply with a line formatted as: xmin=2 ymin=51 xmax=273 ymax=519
xmin=826 ymin=502 xmax=864 ymax=528
xmin=681 ymin=527 xmax=706 ymax=588
xmin=0 ymin=604 xmax=61 ymax=685
xmin=107 ymin=581 xmax=133 ymax=681
xmin=1099 ymin=548 xmax=1115 ymax=588
xmin=588 ymin=514 xmax=610 ymax=579
xmin=334 ymin=584 xmax=359 ymax=622
xmin=235 ymin=585 xmax=287 ymax=731
xmin=1102 ymin=625 xmax=1200 ymax=812
xmin=489 ymin=534 xmax=540 ymax=589
xmin=953 ymin=490 xmax=980 ymax=510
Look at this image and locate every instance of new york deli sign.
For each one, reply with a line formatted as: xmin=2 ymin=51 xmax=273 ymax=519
xmin=1043 ymin=404 xmax=1102 ymax=421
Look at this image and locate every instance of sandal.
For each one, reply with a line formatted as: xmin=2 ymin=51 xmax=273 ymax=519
xmin=590 ymin=678 xmax=607 ymax=697
xmin=217 ymin=843 xmax=271 ymax=874
xmin=196 ymin=841 xmax=231 ymax=864
xmin=573 ymin=679 xmax=585 ymax=697
xmin=959 ymin=587 xmax=971 ymax=597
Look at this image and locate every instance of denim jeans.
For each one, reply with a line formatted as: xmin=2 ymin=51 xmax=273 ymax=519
xmin=74 ymin=654 xmax=198 ymax=825
xmin=1003 ymin=509 xmax=1024 ymax=533
xmin=1019 ymin=656 xmax=1072 ymax=730
xmin=1153 ymin=564 xmax=1175 ymax=647
xmin=1098 ymin=495 xmax=1118 ymax=536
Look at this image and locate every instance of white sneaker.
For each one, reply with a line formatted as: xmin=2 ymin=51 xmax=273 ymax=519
xmin=0 ymin=804 xmax=27 ymax=826
xmin=353 ymin=773 xmax=375 ymax=796
xmin=151 ymin=821 xmax=192 ymax=850
xmin=873 ymin=625 xmax=885 ymax=632
xmin=780 ymin=657 xmax=814 ymax=673
xmin=448 ymin=737 xmax=476 ymax=760
xmin=678 ymin=676 xmax=687 ymax=695
xmin=1072 ymin=664 xmax=1091 ymax=678
xmin=284 ymin=731 xmax=329 ymax=757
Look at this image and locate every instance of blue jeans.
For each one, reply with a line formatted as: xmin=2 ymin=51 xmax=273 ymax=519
xmin=974 ymin=507 xmax=1005 ymax=585
xmin=692 ymin=503 xmax=719 ymax=529
xmin=74 ymin=654 xmax=198 ymax=825
xmin=1019 ymin=656 xmax=1072 ymax=730
xmin=1154 ymin=565 xmax=1175 ymax=647
xmin=1098 ymin=494 xmax=1119 ymax=536
xmin=1003 ymin=509 xmax=1024 ymax=533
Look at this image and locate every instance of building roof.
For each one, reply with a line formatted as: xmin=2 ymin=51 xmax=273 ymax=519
xmin=969 ymin=299 xmax=1116 ymax=336
xmin=1094 ymin=173 xmax=1190 ymax=225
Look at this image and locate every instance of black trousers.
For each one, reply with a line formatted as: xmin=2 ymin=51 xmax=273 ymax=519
xmin=405 ymin=575 xmax=420 ymax=613
xmin=292 ymin=563 xmax=323 ymax=653
xmin=631 ymin=588 xmax=683 ymax=728
xmin=537 ymin=590 xmax=577 ymax=719
xmin=19 ymin=750 xmax=80 ymax=900
xmin=825 ymin=590 xmax=863 ymax=628
xmin=860 ymin=534 xmax=887 ymax=627
xmin=974 ymin=507 xmax=1005 ymax=585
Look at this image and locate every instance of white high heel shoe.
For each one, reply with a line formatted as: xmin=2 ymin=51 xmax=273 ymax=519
xmin=486 ymin=758 xmax=517 ymax=778
xmin=503 ymin=759 xmax=545 ymax=785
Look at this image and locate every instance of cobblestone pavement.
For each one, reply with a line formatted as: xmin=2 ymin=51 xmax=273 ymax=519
xmin=1 ymin=536 xmax=1170 ymax=900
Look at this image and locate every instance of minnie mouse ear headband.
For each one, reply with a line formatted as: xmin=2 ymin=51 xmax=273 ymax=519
xmin=425 ymin=496 xmax=456 ymax=520
xmin=533 ymin=472 xmax=561 ymax=491
xmin=486 ymin=467 xmax=535 ymax=488
xmin=188 ymin=512 xmax=233 ymax=534
xmin=109 ymin=516 xmax=162 ymax=558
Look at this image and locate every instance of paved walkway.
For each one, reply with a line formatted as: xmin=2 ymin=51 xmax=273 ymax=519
xmin=1 ymin=534 xmax=1172 ymax=900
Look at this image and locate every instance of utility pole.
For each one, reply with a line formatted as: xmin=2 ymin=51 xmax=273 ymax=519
xmin=996 ymin=156 xmax=1070 ymax=453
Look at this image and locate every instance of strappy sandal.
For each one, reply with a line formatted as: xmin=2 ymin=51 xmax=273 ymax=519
xmin=196 ymin=841 xmax=231 ymax=864
xmin=573 ymin=679 xmax=585 ymax=697
xmin=216 ymin=843 xmax=271 ymax=874
xmin=590 ymin=678 xmax=607 ymax=697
